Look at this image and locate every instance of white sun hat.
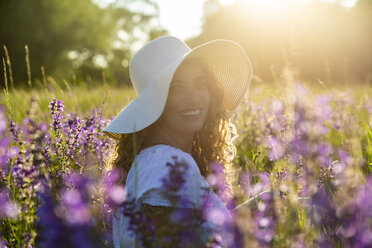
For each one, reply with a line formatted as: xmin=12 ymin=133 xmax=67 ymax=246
xmin=103 ymin=36 xmax=253 ymax=140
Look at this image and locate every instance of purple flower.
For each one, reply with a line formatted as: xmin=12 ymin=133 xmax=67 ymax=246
xmin=0 ymin=109 xmax=19 ymax=174
xmin=36 ymin=171 xmax=108 ymax=248
xmin=8 ymin=119 xmax=21 ymax=144
xmin=317 ymin=144 xmax=332 ymax=165
xmin=315 ymin=95 xmax=332 ymax=122
xmin=121 ymin=196 xmax=155 ymax=247
xmin=160 ymin=156 xmax=190 ymax=206
xmin=102 ymin=168 xmax=127 ymax=210
xmin=250 ymin=190 xmax=275 ymax=246
xmin=266 ymin=136 xmax=285 ymax=161
xmin=0 ymin=190 xmax=20 ymax=218
xmin=207 ymin=162 xmax=234 ymax=208
xmin=0 ymin=237 xmax=8 ymax=247
xmin=36 ymin=189 xmax=101 ymax=248
xmin=49 ymin=99 xmax=64 ymax=132
xmin=48 ymin=99 xmax=64 ymax=115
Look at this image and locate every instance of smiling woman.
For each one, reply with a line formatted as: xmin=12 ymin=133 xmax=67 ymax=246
xmin=147 ymin=58 xmax=212 ymax=154
xmin=103 ymin=36 xmax=252 ymax=247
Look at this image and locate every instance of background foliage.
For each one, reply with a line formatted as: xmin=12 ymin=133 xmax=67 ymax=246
xmin=190 ymin=0 xmax=372 ymax=84
xmin=0 ymin=0 xmax=167 ymax=87
xmin=1 ymin=0 xmax=372 ymax=88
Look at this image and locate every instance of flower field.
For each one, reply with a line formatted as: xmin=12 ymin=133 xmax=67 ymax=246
xmin=1 ymin=80 xmax=372 ymax=247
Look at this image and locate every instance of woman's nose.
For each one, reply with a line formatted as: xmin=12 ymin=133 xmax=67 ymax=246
xmin=183 ymin=84 xmax=201 ymax=100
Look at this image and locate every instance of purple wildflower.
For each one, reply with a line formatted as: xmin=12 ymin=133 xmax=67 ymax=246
xmin=207 ymin=162 xmax=235 ymax=209
xmin=251 ymin=190 xmax=276 ymax=246
xmin=49 ymin=99 xmax=64 ymax=132
xmin=35 ymin=188 xmax=102 ymax=248
xmin=266 ymin=136 xmax=285 ymax=161
xmin=102 ymin=168 xmax=127 ymax=210
xmin=120 ymin=196 xmax=155 ymax=247
xmin=0 ymin=190 xmax=20 ymax=218
xmin=48 ymin=99 xmax=64 ymax=115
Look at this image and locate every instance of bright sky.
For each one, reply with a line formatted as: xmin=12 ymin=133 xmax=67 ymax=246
xmin=155 ymin=0 xmax=358 ymax=40
xmin=96 ymin=0 xmax=358 ymax=41
xmin=156 ymin=0 xmax=206 ymax=40
xmin=95 ymin=0 xmax=209 ymax=40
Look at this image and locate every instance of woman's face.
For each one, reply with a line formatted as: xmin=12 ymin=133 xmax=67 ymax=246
xmin=157 ymin=61 xmax=211 ymax=138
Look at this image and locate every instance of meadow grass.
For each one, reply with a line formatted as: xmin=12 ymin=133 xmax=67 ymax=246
xmin=0 ymin=81 xmax=136 ymax=124
xmin=2 ymin=77 xmax=372 ymax=125
xmin=1 ymin=71 xmax=372 ymax=247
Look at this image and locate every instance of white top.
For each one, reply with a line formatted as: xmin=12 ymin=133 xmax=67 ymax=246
xmin=112 ymin=144 xmax=231 ymax=248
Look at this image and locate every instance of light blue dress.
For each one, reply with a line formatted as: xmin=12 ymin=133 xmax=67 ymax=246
xmin=112 ymin=144 xmax=231 ymax=247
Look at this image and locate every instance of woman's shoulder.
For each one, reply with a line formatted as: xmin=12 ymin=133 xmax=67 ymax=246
xmin=136 ymin=144 xmax=195 ymax=167
xmin=126 ymin=144 xmax=201 ymax=182
xmin=126 ymin=144 xmax=204 ymax=203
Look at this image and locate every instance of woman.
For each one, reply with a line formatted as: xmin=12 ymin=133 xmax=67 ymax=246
xmin=103 ymin=36 xmax=253 ymax=247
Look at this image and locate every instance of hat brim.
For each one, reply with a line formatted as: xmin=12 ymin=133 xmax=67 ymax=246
xmin=103 ymin=39 xmax=253 ymax=140
xmin=190 ymin=39 xmax=253 ymax=110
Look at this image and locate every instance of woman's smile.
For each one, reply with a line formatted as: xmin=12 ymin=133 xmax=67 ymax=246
xmin=155 ymin=60 xmax=211 ymax=141
xmin=180 ymin=108 xmax=201 ymax=117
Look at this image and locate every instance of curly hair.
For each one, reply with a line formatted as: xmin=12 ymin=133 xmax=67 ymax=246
xmin=106 ymin=57 xmax=238 ymax=188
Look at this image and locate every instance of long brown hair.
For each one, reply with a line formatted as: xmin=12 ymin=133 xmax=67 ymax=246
xmin=106 ymin=57 xmax=237 ymax=187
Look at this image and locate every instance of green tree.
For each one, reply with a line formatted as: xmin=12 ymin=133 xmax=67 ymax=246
xmin=0 ymin=0 xmax=167 ymax=87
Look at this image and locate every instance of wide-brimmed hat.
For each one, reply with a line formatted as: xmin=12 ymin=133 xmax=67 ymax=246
xmin=103 ymin=36 xmax=253 ymax=140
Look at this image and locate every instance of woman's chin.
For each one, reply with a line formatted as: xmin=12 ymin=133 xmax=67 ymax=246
xmin=182 ymin=124 xmax=205 ymax=135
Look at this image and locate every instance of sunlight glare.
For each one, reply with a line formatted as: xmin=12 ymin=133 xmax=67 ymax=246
xmin=250 ymin=0 xmax=291 ymax=11
xmin=156 ymin=0 xmax=204 ymax=39
xmin=320 ymin=0 xmax=358 ymax=7
xmin=239 ymin=0 xmax=294 ymax=19
xmin=320 ymin=0 xmax=337 ymax=3
xmin=218 ymin=0 xmax=236 ymax=6
xmin=340 ymin=0 xmax=358 ymax=8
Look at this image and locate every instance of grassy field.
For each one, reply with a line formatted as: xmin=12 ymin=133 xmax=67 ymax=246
xmin=0 ymin=81 xmax=135 ymax=124
xmin=2 ymin=76 xmax=372 ymax=123
xmin=1 ymin=76 xmax=372 ymax=247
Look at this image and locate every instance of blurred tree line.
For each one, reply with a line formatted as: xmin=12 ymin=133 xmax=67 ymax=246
xmin=0 ymin=0 xmax=167 ymax=88
xmin=1 ymin=0 xmax=371 ymax=88
xmin=189 ymin=0 xmax=372 ymax=85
